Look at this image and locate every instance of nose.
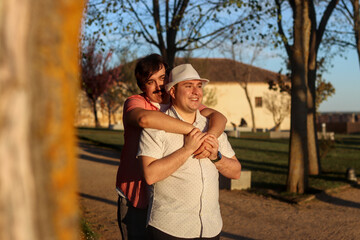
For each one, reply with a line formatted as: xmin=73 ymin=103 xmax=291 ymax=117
xmin=192 ymin=86 xmax=201 ymax=95
xmin=154 ymin=81 xmax=161 ymax=90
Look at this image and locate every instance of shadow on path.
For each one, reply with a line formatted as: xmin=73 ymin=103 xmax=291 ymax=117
xmin=79 ymin=153 xmax=119 ymax=166
xmin=221 ymin=232 xmax=255 ymax=240
xmin=79 ymin=193 xmax=117 ymax=206
xmin=316 ymin=189 xmax=360 ymax=209
xmin=79 ymin=141 xmax=121 ymax=158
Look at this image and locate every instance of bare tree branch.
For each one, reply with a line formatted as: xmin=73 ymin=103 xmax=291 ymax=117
xmin=275 ymin=0 xmax=292 ymax=57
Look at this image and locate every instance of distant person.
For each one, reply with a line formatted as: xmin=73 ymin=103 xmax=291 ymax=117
xmin=115 ymin=54 xmax=227 ymax=240
xmin=231 ymin=122 xmax=237 ymax=130
xmin=239 ymin=118 xmax=247 ymax=127
xmin=138 ymin=64 xmax=241 ymax=239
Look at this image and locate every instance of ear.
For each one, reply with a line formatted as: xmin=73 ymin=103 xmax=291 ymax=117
xmin=169 ymin=87 xmax=176 ymax=99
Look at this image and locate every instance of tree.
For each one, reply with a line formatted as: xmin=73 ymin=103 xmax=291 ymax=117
xmin=315 ymin=75 xmax=336 ymax=109
xmin=274 ymin=0 xmax=339 ymax=192
xmin=306 ymin=0 xmax=339 ymax=176
xmin=115 ymin=51 xmax=141 ymax=97
xmin=227 ymin=42 xmax=267 ymax=132
xmin=85 ymin=0 xmax=262 ymax=67
xmin=336 ymin=0 xmax=360 ymax=68
xmin=264 ymin=92 xmax=291 ymax=131
xmin=101 ymin=69 xmax=123 ymax=127
xmin=81 ymin=38 xmax=117 ymax=127
xmin=352 ymin=0 xmax=360 ymax=66
xmin=0 ymin=0 xmax=83 ymax=239
xmin=268 ymin=60 xmax=335 ymax=112
xmin=202 ymin=87 xmax=218 ymax=107
xmin=275 ymin=0 xmax=311 ymax=193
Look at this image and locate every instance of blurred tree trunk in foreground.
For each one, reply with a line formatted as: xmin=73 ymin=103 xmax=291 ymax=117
xmin=0 ymin=0 xmax=84 ymax=239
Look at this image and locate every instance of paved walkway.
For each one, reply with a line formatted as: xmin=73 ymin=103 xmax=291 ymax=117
xmin=78 ymin=141 xmax=360 ymax=240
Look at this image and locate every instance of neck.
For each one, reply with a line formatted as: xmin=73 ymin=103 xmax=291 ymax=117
xmin=172 ymin=105 xmax=196 ymax=124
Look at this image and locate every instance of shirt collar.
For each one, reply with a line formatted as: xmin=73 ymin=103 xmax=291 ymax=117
xmin=151 ymin=102 xmax=171 ymax=112
xmin=169 ymin=105 xmax=202 ymax=125
xmin=141 ymin=93 xmax=170 ymax=111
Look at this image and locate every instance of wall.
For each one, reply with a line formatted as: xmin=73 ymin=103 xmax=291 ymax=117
xmin=318 ymin=122 xmax=360 ymax=134
xmin=205 ymin=82 xmax=291 ymax=131
xmin=75 ymin=91 xmax=124 ymax=128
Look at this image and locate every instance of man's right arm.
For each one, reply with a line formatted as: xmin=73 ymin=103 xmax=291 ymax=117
xmin=139 ymin=128 xmax=207 ymax=185
xmin=125 ymin=107 xmax=194 ymax=134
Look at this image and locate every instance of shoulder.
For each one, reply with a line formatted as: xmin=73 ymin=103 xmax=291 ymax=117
xmin=125 ymin=94 xmax=146 ymax=104
xmin=141 ymin=127 xmax=165 ymax=143
xmin=124 ymin=94 xmax=147 ymax=112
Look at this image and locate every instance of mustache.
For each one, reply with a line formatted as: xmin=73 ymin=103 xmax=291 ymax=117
xmin=153 ymin=89 xmax=166 ymax=94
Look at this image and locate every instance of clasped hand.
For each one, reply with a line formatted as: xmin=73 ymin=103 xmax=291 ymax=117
xmin=184 ymin=128 xmax=219 ymax=159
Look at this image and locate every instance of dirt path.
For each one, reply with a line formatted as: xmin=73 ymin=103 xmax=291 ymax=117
xmin=78 ymin=141 xmax=360 ymax=240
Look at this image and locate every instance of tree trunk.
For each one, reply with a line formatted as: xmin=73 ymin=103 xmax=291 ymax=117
xmin=108 ymin=104 xmax=112 ymax=128
xmin=306 ymin=0 xmax=338 ymax=175
xmin=307 ymin=68 xmax=321 ymax=175
xmin=307 ymin=25 xmax=320 ymax=175
xmin=241 ymin=63 xmax=256 ymax=133
xmin=165 ymin=47 xmax=177 ymax=69
xmin=274 ymin=123 xmax=281 ymax=131
xmin=243 ymin=86 xmax=256 ymax=132
xmin=352 ymin=0 xmax=360 ymax=68
xmin=287 ymin=0 xmax=310 ymax=194
xmin=0 ymin=0 xmax=83 ymax=239
xmin=92 ymin=98 xmax=100 ymax=127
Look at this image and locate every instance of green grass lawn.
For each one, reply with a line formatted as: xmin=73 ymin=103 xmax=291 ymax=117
xmin=230 ymin=134 xmax=360 ymax=193
xmin=77 ymin=127 xmax=360 ymax=195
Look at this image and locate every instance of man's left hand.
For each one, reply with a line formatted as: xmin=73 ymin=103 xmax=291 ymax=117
xmin=193 ymin=141 xmax=211 ymax=159
xmin=193 ymin=134 xmax=218 ymax=159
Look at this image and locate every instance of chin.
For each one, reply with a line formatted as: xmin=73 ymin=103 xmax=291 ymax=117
xmin=190 ymin=103 xmax=201 ymax=110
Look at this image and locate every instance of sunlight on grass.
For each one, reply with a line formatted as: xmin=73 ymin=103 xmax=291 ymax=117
xmin=77 ymin=127 xmax=360 ymax=194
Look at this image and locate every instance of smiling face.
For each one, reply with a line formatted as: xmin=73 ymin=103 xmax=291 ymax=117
xmin=142 ymin=65 xmax=169 ymax=104
xmin=170 ymin=80 xmax=203 ymax=116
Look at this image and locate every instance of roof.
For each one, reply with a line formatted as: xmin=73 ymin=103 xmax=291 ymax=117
xmin=113 ymin=57 xmax=287 ymax=84
xmin=174 ymin=58 xmax=285 ymax=84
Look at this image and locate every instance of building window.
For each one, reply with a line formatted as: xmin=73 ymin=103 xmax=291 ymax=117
xmin=255 ymin=97 xmax=262 ymax=108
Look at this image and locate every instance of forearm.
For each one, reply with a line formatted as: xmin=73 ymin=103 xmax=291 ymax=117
xmin=140 ymin=147 xmax=193 ymax=185
xmin=137 ymin=110 xmax=194 ymax=134
xmin=214 ymin=156 xmax=241 ymax=179
xmin=200 ymin=108 xmax=227 ymax=137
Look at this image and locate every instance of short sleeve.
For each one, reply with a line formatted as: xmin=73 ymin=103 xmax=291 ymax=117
xmin=218 ymin=132 xmax=235 ymax=158
xmin=137 ymin=128 xmax=164 ymax=160
xmin=124 ymin=95 xmax=146 ymax=113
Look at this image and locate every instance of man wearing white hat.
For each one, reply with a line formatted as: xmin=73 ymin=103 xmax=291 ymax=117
xmin=137 ymin=64 xmax=241 ymax=239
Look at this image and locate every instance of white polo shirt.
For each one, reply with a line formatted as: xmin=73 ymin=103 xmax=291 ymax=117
xmin=137 ymin=106 xmax=235 ymax=238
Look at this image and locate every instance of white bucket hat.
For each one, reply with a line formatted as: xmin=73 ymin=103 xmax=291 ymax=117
xmin=165 ymin=64 xmax=209 ymax=92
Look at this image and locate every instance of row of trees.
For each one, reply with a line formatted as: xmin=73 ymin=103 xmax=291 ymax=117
xmin=81 ymin=37 xmax=139 ymax=127
xmin=82 ymin=0 xmax=360 ymax=193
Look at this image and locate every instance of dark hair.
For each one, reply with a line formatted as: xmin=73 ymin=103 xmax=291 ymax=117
xmin=135 ymin=54 xmax=168 ymax=90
